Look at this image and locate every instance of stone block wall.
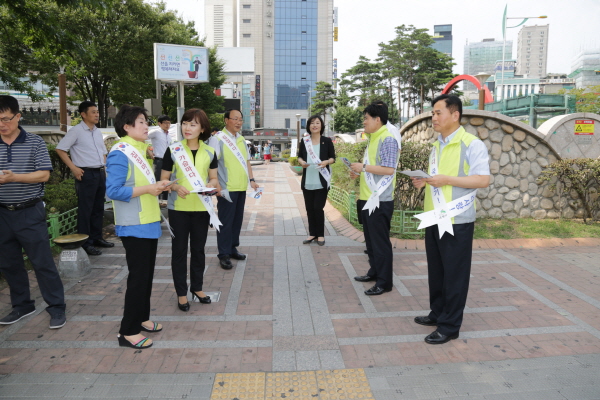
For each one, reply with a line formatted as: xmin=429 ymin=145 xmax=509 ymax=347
xmin=401 ymin=109 xmax=596 ymax=220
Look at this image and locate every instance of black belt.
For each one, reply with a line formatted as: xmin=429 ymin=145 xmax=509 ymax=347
xmin=0 ymin=198 xmax=42 ymax=211
xmin=80 ymin=167 xmax=105 ymax=171
xmin=154 ymin=157 xmax=162 ymax=160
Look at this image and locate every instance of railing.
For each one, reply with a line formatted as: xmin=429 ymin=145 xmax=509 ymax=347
xmin=327 ymin=186 xmax=422 ymax=236
xmin=46 ymin=207 xmax=79 ymax=246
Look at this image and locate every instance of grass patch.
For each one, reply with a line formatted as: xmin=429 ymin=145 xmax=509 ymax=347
xmin=474 ymin=218 xmax=600 ymax=239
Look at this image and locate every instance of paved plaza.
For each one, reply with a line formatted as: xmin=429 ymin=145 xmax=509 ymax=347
xmin=1 ymin=162 xmax=600 ymax=399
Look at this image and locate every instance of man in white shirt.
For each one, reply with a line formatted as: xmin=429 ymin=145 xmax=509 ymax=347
xmin=56 ymin=101 xmax=112 ymax=256
xmin=148 ymin=115 xmax=172 ymax=204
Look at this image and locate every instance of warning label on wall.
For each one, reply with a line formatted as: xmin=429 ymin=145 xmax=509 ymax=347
xmin=574 ymin=120 xmax=594 ymax=135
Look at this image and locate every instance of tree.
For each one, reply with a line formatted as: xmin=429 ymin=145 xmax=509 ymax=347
xmin=339 ymin=56 xmax=386 ymax=107
xmin=310 ymin=81 xmax=336 ymax=128
xmin=559 ymin=85 xmax=600 ymax=114
xmin=0 ymin=0 xmax=225 ymax=127
xmin=0 ymin=0 xmax=114 ymax=101
xmin=331 ymin=106 xmax=362 ymax=133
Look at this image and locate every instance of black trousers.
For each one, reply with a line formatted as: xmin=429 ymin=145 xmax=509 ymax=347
xmin=0 ymin=202 xmax=65 ymax=316
xmin=153 ymin=158 xmax=167 ymax=200
xmin=359 ymin=200 xmax=394 ymax=290
xmin=302 ymin=188 xmax=328 ymax=237
xmin=425 ymin=222 xmax=474 ymax=336
xmin=169 ymin=209 xmax=210 ymax=296
xmin=119 ymin=236 xmax=158 ymax=336
xmin=216 ymin=191 xmax=246 ymax=258
xmin=75 ymin=168 xmax=106 ymax=247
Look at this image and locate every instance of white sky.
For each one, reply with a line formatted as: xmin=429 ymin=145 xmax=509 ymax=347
xmin=161 ymin=0 xmax=600 ymax=76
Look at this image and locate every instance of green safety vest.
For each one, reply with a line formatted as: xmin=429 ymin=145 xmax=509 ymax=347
xmin=424 ymin=126 xmax=478 ymax=224
xmin=359 ymin=125 xmax=398 ymax=201
xmin=217 ymin=129 xmax=249 ymax=192
xmin=168 ymin=140 xmax=215 ymax=212
xmin=111 ymin=135 xmax=161 ymax=226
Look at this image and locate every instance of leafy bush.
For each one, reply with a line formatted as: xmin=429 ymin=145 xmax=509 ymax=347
xmin=43 ymin=178 xmax=77 ymax=213
xmin=281 ymin=149 xmax=291 ymax=159
xmin=538 ymin=158 xmax=600 ymax=223
xmin=288 ymin=156 xmax=300 ymax=166
xmin=46 ymin=143 xmax=71 ymax=182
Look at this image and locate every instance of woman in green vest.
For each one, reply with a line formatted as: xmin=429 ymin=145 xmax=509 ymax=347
xmin=160 ymin=109 xmax=218 ymax=312
xmin=107 ymin=105 xmax=171 ymax=349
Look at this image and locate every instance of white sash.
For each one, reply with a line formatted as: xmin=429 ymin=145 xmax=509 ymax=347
xmin=361 ymin=145 xmax=396 ymax=215
xmin=111 ymin=142 xmax=155 ymax=184
xmin=111 ymin=141 xmax=174 ymax=236
xmin=303 ymin=137 xmax=331 ymax=188
xmin=215 ymin=130 xmax=251 ymax=201
xmin=414 ymin=146 xmax=477 ymax=238
xmin=169 ymin=142 xmax=222 ymax=232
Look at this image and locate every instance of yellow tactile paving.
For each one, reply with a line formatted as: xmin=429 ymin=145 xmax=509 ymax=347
xmin=210 ymin=369 xmax=374 ymax=400
xmin=211 ymin=372 xmax=266 ymax=400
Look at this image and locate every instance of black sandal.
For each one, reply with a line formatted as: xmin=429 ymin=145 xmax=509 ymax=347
xmin=140 ymin=322 xmax=162 ymax=333
xmin=117 ymin=334 xmax=153 ymax=349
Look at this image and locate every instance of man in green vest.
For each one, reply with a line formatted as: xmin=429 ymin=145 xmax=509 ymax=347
xmin=351 ymin=102 xmax=399 ymax=296
xmin=412 ymin=94 xmax=490 ymax=344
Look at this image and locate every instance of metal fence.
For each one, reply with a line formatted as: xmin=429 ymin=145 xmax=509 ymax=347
xmin=46 ymin=207 xmax=79 ymax=246
xmin=327 ymin=186 xmax=422 ymax=236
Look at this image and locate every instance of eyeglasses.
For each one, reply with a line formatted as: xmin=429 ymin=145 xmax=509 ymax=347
xmin=0 ymin=114 xmax=19 ymax=124
xmin=227 ymin=117 xmax=244 ymax=122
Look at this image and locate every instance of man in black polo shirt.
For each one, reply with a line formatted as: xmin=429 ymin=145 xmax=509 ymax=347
xmin=0 ymin=95 xmax=66 ymax=329
xmin=56 ymin=101 xmax=113 ymax=255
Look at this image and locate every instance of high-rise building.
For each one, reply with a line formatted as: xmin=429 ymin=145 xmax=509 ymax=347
xmin=239 ymin=0 xmax=334 ymax=130
xmin=463 ymin=38 xmax=511 ymax=90
xmin=515 ymin=25 xmax=549 ymax=78
xmin=205 ymin=0 xmax=238 ymax=48
xmin=569 ymin=49 xmax=600 ymax=88
xmin=431 ymin=24 xmax=452 ymax=57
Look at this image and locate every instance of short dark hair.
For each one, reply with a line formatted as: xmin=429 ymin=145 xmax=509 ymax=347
xmin=114 ymin=105 xmax=148 ymax=137
xmin=224 ymin=109 xmax=243 ymax=119
xmin=78 ymin=101 xmax=97 ymax=114
xmin=305 ymin=115 xmax=325 ymax=135
xmin=181 ymin=108 xmax=211 ymax=142
xmin=0 ymin=95 xmax=19 ymax=114
xmin=431 ymin=94 xmax=462 ymax=120
xmin=157 ymin=115 xmax=171 ymax=123
xmin=363 ymin=101 xmax=388 ymax=125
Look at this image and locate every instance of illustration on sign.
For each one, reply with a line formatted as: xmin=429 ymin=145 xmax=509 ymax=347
xmin=154 ymin=43 xmax=209 ymax=83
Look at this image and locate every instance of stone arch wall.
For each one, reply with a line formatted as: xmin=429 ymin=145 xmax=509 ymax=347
xmin=400 ymin=109 xmax=592 ymax=219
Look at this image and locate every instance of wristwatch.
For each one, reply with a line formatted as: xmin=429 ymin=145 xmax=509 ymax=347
xmin=362 ymin=163 xmax=366 ymax=173
xmin=249 ymin=178 xmax=255 ymax=182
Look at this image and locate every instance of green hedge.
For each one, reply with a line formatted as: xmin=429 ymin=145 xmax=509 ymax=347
xmin=43 ymin=178 xmax=77 ymax=214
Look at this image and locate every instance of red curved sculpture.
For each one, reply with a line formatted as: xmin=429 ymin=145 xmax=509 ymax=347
xmin=442 ymin=74 xmax=493 ymax=104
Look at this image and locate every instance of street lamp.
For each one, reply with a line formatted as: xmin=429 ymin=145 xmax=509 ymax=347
xmin=474 ymin=72 xmax=491 ymax=110
xmin=500 ymin=5 xmax=547 ymax=101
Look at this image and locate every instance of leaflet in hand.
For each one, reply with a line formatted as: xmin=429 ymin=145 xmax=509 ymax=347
xmin=190 ymin=186 xmax=218 ymax=195
xmin=248 ymin=187 xmax=263 ymax=199
xmin=340 ymin=157 xmax=353 ymax=170
xmin=400 ymin=170 xmax=431 ymax=179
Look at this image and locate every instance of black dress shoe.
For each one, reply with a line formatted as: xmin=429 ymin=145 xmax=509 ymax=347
xmin=424 ymin=330 xmax=459 ymax=344
xmin=230 ymin=251 xmax=246 ymax=260
xmin=94 ymin=239 xmax=114 ymax=248
xmin=192 ymin=292 xmax=212 ymax=304
xmin=364 ymin=285 xmax=392 ymax=296
xmin=178 ymin=301 xmax=190 ymax=312
xmin=83 ymin=245 xmax=102 ymax=256
xmin=219 ymin=257 xmax=233 ymax=270
xmin=354 ymin=275 xmax=376 ymax=282
xmin=363 ymin=249 xmax=368 ymax=254
xmin=303 ymin=237 xmax=316 ymax=244
xmin=414 ymin=316 xmax=437 ymax=326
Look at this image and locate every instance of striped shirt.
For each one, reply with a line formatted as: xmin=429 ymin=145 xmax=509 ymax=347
xmin=0 ymin=126 xmax=53 ymax=203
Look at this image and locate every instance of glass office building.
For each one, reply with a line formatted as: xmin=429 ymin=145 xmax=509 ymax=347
xmin=432 ymin=24 xmax=452 ymax=57
xmin=274 ymin=0 xmax=317 ymax=110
